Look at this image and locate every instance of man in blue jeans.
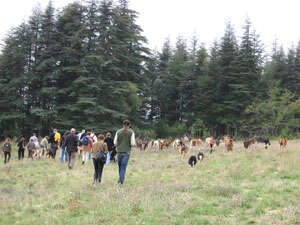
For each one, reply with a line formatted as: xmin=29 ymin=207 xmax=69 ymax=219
xmin=114 ymin=120 xmax=136 ymax=185
xmin=104 ymin=132 xmax=114 ymax=164
xmin=60 ymin=131 xmax=69 ymax=163
xmin=59 ymin=146 xmax=69 ymax=162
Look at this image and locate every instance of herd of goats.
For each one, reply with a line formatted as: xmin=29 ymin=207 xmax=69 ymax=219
xmin=136 ymin=136 xmax=288 ymax=167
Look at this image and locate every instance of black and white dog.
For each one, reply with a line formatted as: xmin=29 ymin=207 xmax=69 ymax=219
xmin=197 ymin=152 xmax=204 ymax=161
xmin=188 ymin=152 xmax=204 ymax=167
xmin=256 ymin=137 xmax=271 ymax=149
xmin=188 ymin=156 xmax=197 ymax=167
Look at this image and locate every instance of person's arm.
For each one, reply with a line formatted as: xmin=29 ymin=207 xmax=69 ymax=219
xmin=131 ymin=131 xmax=136 ymax=146
xmin=111 ymin=138 xmax=115 ymax=147
xmin=75 ymin=135 xmax=79 ymax=145
xmin=91 ymin=143 xmax=95 ymax=155
xmin=64 ymin=136 xmax=69 ymax=148
xmin=89 ymin=139 xmax=93 ymax=152
xmin=114 ymin=131 xmax=119 ymax=146
xmin=103 ymin=143 xmax=108 ymax=154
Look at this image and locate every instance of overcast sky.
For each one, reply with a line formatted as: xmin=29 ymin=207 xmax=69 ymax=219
xmin=1 ymin=0 xmax=300 ymax=53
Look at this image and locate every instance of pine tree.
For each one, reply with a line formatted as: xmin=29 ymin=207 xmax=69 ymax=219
xmin=186 ymin=42 xmax=209 ymax=127
xmin=0 ymin=24 xmax=30 ymax=136
xmin=293 ymin=41 xmax=300 ymax=97
xmin=215 ymin=22 xmax=240 ymax=135
xmin=54 ymin=2 xmax=89 ymax=129
xmin=31 ymin=1 xmax=59 ymax=135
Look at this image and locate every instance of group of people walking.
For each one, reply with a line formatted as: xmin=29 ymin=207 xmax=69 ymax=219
xmin=2 ymin=120 xmax=136 ymax=185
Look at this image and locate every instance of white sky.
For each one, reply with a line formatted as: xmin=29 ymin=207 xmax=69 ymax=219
xmin=1 ymin=0 xmax=300 ymax=53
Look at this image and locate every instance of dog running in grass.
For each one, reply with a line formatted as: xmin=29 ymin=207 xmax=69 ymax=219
xmin=279 ymin=138 xmax=287 ymax=151
xmin=188 ymin=152 xmax=205 ymax=167
xmin=188 ymin=156 xmax=197 ymax=167
xmin=197 ymin=152 xmax=204 ymax=161
xmin=180 ymin=144 xmax=189 ymax=159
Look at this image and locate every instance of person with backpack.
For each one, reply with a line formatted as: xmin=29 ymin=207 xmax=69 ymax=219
xmin=27 ymin=139 xmax=36 ymax=159
xmin=89 ymin=131 xmax=97 ymax=160
xmin=104 ymin=132 xmax=114 ymax=164
xmin=92 ymin=134 xmax=108 ymax=183
xmin=3 ymin=137 xmax=12 ymax=164
xmin=81 ymin=132 xmax=93 ymax=165
xmin=77 ymin=130 xmax=86 ymax=155
xmin=17 ymin=137 xmax=25 ymax=160
xmin=90 ymin=131 xmax=97 ymax=143
xmin=49 ymin=129 xmax=60 ymax=159
xmin=59 ymin=131 xmax=69 ymax=163
xmin=114 ymin=120 xmax=136 ymax=185
xmin=29 ymin=133 xmax=39 ymax=157
xmin=65 ymin=128 xmax=79 ymax=170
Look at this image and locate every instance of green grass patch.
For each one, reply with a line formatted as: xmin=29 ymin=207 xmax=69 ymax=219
xmin=0 ymin=140 xmax=300 ymax=224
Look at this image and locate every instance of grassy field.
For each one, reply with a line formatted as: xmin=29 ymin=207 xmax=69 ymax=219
xmin=0 ymin=140 xmax=300 ymax=225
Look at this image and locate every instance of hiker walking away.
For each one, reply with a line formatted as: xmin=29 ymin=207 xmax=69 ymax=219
xmin=31 ymin=133 xmax=40 ymax=149
xmin=3 ymin=137 xmax=12 ymax=164
xmin=104 ymin=132 xmax=114 ymax=164
xmin=89 ymin=131 xmax=97 ymax=160
xmin=65 ymin=128 xmax=78 ymax=169
xmin=29 ymin=133 xmax=39 ymax=157
xmin=91 ymin=131 xmax=97 ymax=143
xmin=27 ymin=138 xmax=36 ymax=159
xmin=81 ymin=132 xmax=93 ymax=165
xmin=40 ymin=136 xmax=49 ymax=156
xmin=77 ymin=129 xmax=86 ymax=155
xmin=114 ymin=120 xmax=136 ymax=185
xmin=17 ymin=137 xmax=25 ymax=160
xmin=92 ymin=134 xmax=108 ymax=183
xmin=49 ymin=129 xmax=61 ymax=159
xmin=59 ymin=131 xmax=69 ymax=163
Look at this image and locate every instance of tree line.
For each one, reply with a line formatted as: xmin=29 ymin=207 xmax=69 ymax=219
xmin=0 ymin=0 xmax=299 ymax=138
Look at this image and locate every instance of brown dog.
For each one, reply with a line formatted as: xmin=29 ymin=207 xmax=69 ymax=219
xmin=279 ymin=138 xmax=287 ymax=151
xmin=225 ymin=138 xmax=233 ymax=152
xmin=243 ymin=137 xmax=256 ymax=150
xmin=180 ymin=144 xmax=189 ymax=159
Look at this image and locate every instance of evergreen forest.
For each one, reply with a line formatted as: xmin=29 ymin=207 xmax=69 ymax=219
xmin=1 ymin=0 xmax=300 ymax=138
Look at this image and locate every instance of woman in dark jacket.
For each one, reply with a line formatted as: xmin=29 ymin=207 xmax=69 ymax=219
xmin=3 ymin=137 xmax=12 ymax=164
xmin=104 ymin=132 xmax=115 ymax=164
xmin=17 ymin=137 xmax=25 ymax=160
xmin=65 ymin=128 xmax=79 ymax=170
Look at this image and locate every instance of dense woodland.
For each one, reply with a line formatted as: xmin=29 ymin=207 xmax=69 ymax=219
xmin=0 ymin=0 xmax=300 ymax=138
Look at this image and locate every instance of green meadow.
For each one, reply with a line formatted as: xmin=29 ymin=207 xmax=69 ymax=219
xmin=0 ymin=140 xmax=300 ymax=225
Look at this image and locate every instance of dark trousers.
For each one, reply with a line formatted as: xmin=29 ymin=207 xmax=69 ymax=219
xmin=42 ymin=147 xmax=46 ymax=156
xmin=18 ymin=149 xmax=24 ymax=160
xmin=50 ymin=143 xmax=58 ymax=159
xmin=93 ymin=158 xmax=105 ymax=182
xmin=68 ymin=151 xmax=76 ymax=169
xmin=117 ymin=153 xmax=130 ymax=184
xmin=4 ymin=152 xmax=11 ymax=164
xmin=49 ymin=149 xmax=57 ymax=159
